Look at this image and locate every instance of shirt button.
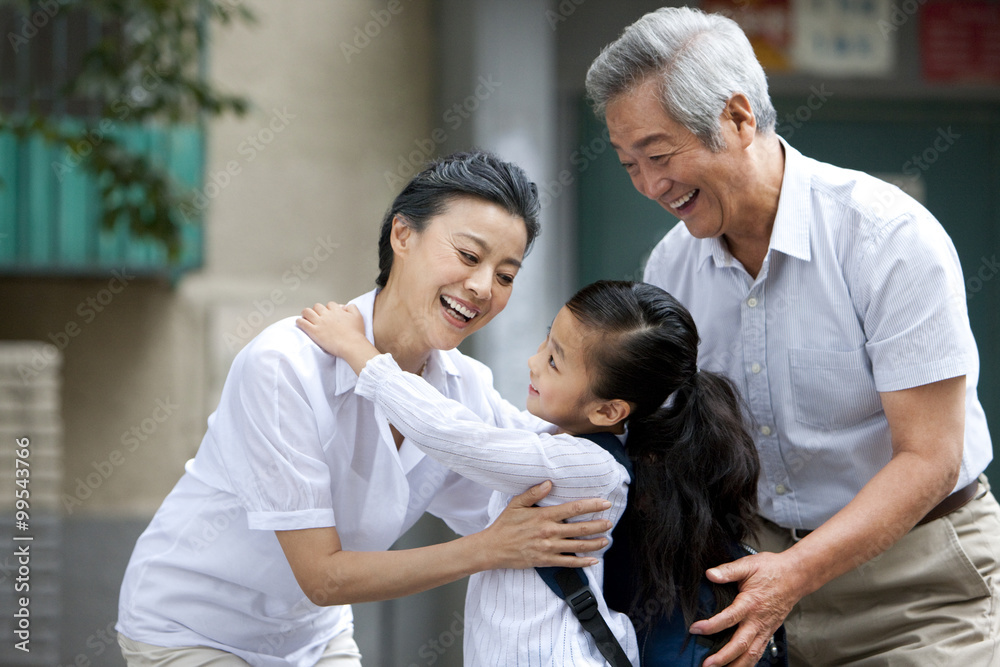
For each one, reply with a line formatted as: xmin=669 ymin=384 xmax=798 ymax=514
xmin=760 ymin=425 xmax=772 ymax=436
xmin=775 ymin=483 xmax=788 ymax=495
xmin=751 ymin=362 xmax=762 ymax=374
xmin=747 ymin=297 xmax=758 ymax=307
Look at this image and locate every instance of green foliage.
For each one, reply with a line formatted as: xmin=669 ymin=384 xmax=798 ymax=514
xmin=0 ymin=0 xmax=253 ymax=261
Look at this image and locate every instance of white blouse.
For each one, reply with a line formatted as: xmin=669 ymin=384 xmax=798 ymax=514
xmin=117 ymin=289 xmax=532 ymax=667
xmin=356 ymin=353 xmax=640 ymax=666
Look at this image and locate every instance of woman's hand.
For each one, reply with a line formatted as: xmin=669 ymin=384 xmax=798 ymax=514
xmin=477 ymin=480 xmax=613 ymax=569
xmin=298 ymin=302 xmax=377 ymax=375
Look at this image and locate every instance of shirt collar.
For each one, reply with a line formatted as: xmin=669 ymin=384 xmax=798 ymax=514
xmin=333 ymin=288 xmax=462 ymax=395
xmin=770 ymin=137 xmax=812 ymax=263
xmin=695 ymin=135 xmax=811 ymax=271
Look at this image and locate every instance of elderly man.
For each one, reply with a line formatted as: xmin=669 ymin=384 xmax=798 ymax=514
xmin=586 ymin=7 xmax=999 ymax=667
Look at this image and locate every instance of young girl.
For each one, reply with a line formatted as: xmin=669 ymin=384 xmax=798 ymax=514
xmin=298 ymin=280 xmax=761 ymax=666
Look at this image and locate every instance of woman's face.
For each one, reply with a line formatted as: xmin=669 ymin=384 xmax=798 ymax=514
xmin=388 ymin=195 xmax=529 ymax=351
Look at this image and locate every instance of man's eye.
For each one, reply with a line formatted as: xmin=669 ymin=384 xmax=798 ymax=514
xmin=460 ymin=252 xmax=477 ymax=263
xmin=498 ymin=274 xmax=514 ymax=286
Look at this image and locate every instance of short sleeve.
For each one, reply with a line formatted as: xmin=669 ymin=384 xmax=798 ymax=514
xmin=854 ymin=210 xmax=977 ymax=392
xmin=226 ymin=342 xmax=337 ymax=531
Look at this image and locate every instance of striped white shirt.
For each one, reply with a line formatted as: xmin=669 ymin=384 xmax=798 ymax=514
xmin=355 ymin=353 xmax=639 ymax=666
xmin=644 ymin=139 xmax=992 ymax=530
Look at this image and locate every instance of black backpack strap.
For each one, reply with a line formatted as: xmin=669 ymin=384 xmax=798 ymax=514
xmin=536 ymin=565 xmax=632 ymax=667
xmin=535 ymin=430 xmax=632 ymax=666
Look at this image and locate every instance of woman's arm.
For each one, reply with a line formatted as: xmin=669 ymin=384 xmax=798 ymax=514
xmin=277 ymin=481 xmax=613 ymax=606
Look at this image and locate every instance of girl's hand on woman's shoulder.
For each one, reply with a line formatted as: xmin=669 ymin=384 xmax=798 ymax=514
xmin=298 ymin=302 xmax=367 ymax=358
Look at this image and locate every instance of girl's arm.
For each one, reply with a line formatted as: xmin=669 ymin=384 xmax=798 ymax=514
xmin=276 ymin=481 xmax=613 ymax=606
xmin=297 ymin=303 xmax=627 ymax=502
xmin=357 ymin=354 xmax=626 ymax=500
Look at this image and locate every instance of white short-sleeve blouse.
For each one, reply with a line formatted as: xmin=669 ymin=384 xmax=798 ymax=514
xmin=117 ymin=289 xmax=503 ymax=667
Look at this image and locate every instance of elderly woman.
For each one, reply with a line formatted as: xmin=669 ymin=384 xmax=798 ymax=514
xmin=116 ymin=151 xmax=612 ymax=667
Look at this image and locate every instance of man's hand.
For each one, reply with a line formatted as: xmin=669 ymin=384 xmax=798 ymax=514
xmin=690 ymin=551 xmax=804 ymax=667
xmin=479 ymin=480 xmax=613 ymax=569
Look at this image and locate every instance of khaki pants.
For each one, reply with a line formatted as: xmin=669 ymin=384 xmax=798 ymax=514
xmin=753 ymin=476 xmax=1000 ymax=666
xmin=118 ymin=628 xmax=363 ymax=666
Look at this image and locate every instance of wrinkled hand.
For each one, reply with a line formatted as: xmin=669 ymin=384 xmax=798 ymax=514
xmin=297 ymin=302 xmax=366 ymax=357
xmin=690 ymin=551 xmax=803 ymax=667
xmin=481 ymin=481 xmax=613 ymax=570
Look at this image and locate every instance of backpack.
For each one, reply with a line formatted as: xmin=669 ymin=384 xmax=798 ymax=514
xmin=538 ymin=431 xmax=788 ymax=667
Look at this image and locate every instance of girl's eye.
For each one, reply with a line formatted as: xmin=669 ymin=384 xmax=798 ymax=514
xmin=548 ymin=355 xmax=556 ymax=369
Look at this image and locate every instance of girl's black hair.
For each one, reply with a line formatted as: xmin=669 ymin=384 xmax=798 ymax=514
xmin=565 ymin=280 xmax=760 ymax=629
xmin=375 ymin=150 xmax=541 ymax=287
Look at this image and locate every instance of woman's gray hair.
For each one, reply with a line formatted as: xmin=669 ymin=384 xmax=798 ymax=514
xmin=585 ymin=6 xmax=776 ymax=152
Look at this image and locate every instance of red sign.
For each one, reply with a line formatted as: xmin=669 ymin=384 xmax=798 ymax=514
xmin=921 ymin=1 xmax=1000 ymax=83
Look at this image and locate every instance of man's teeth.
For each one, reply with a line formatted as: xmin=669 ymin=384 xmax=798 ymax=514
xmin=442 ymin=295 xmax=476 ymax=321
xmin=669 ymin=189 xmax=697 ymax=209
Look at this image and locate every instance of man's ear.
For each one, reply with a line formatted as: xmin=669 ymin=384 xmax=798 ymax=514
xmin=722 ymin=93 xmax=757 ymax=148
xmin=588 ymin=398 xmax=632 ymax=427
xmin=389 ymin=215 xmax=413 ymax=255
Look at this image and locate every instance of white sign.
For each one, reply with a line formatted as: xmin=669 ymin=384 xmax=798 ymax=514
xmin=792 ymin=0 xmax=896 ymax=76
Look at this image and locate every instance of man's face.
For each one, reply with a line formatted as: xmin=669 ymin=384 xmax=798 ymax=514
xmin=606 ymin=78 xmax=749 ymax=241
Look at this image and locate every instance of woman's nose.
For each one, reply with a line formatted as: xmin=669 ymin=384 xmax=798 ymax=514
xmin=465 ymin=266 xmax=492 ymax=299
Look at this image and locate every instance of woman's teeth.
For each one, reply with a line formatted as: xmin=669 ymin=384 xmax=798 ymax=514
xmin=441 ymin=295 xmax=476 ymax=322
xmin=669 ymin=189 xmax=697 ymax=209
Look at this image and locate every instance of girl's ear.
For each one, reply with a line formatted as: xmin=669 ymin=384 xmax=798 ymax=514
xmin=589 ymin=398 xmax=632 ymax=427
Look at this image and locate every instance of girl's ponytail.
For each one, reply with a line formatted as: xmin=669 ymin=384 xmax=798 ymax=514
xmin=627 ymin=369 xmax=760 ymax=627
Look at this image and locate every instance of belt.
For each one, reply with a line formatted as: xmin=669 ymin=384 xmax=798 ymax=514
xmin=788 ymin=478 xmax=982 ymax=542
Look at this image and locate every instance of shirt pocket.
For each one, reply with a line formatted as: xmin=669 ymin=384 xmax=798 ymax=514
xmin=789 ymin=346 xmax=882 ymax=430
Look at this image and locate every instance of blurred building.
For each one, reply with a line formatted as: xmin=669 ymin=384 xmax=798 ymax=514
xmin=0 ymin=1 xmax=997 ymax=665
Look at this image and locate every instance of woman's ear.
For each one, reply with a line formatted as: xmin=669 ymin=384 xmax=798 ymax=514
xmin=389 ymin=215 xmax=413 ymax=256
xmin=589 ymin=399 xmax=632 ymax=428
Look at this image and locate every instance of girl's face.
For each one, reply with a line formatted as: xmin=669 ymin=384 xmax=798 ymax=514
xmin=388 ymin=196 xmax=529 ymax=352
xmin=526 ymin=306 xmax=606 ymax=434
